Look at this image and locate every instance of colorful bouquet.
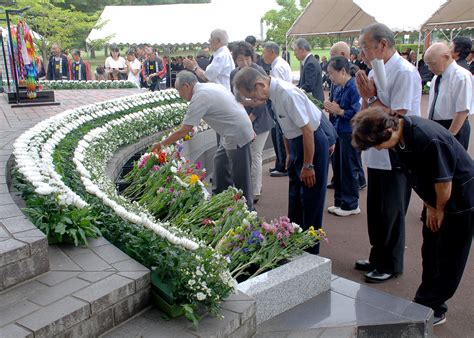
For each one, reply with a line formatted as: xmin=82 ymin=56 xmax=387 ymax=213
xmin=124 ymin=143 xmax=328 ymax=280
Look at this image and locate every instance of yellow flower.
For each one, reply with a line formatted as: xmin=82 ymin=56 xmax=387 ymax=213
xmin=183 ymin=134 xmax=191 ymax=141
xmin=189 ymin=174 xmax=199 ymax=185
xmin=308 ymin=226 xmax=318 ymax=237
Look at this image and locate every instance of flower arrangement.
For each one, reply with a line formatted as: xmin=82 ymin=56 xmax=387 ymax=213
xmin=40 ymin=80 xmax=139 ymax=90
xmin=124 ymin=144 xmax=327 ymax=281
xmin=12 ymin=88 xmax=327 ymax=324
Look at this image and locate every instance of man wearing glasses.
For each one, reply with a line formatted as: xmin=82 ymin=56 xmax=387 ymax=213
xmin=233 ymin=67 xmax=330 ymax=255
xmin=354 ymin=23 xmax=421 ymax=283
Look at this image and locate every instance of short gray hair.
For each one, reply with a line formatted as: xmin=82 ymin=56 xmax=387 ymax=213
xmin=292 ymin=38 xmax=310 ymax=51
xmin=210 ymin=29 xmax=229 ymax=45
xmin=233 ymin=67 xmax=268 ymax=99
xmin=360 ymin=23 xmax=395 ymax=48
xmin=263 ymin=41 xmax=280 ymax=55
xmin=176 ymin=71 xmax=198 ymax=89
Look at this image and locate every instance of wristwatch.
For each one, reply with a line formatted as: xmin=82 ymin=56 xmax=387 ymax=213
xmin=303 ymin=163 xmax=314 ymax=170
xmin=367 ymin=95 xmax=378 ymax=106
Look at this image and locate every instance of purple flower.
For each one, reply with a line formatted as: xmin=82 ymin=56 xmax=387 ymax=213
xmin=169 ymin=188 xmax=174 ymax=193
xmin=242 ymin=248 xmax=249 ymax=254
xmin=152 ymin=165 xmax=160 ymax=171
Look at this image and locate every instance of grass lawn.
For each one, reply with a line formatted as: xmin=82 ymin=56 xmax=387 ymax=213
xmin=288 ymin=48 xmax=331 ymax=72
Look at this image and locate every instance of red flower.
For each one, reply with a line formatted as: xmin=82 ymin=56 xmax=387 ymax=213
xmin=158 ymin=151 xmax=167 ymax=164
xmin=234 ymin=193 xmax=241 ymax=200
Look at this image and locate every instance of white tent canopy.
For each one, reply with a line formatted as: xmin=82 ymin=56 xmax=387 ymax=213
xmin=87 ymin=0 xmax=279 ymax=46
xmin=288 ymin=0 xmax=450 ymax=37
xmin=422 ymin=0 xmax=474 ymax=31
xmin=287 ymin=0 xmax=377 ymax=37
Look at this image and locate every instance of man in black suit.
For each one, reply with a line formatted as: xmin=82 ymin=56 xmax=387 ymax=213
xmin=293 ymin=38 xmax=324 ymax=102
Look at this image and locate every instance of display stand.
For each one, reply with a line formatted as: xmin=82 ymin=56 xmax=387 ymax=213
xmin=3 ymin=7 xmax=59 ymax=108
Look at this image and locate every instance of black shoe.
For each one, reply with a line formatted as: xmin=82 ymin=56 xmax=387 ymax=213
xmin=253 ymin=196 xmax=259 ymax=204
xmin=269 ymin=167 xmax=276 ymax=173
xmin=365 ymin=269 xmax=400 ymax=283
xmin=355 ymin=259 xmax=373 ymax=271
xmin=359 ymin=183 xmax=367 ymax=191
xmin=270 ymin=170 xmax=288 ymax=177
xmin=327 ymin=182 xmax=334 ymax=189
xmin=433 ymin=313 xmax=447 ymax=326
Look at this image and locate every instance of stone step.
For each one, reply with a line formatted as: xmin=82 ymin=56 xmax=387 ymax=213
xmin=1 ymin=156 xmax=50 ymax=291
xmin=256 ymin=275 xmax=434 ymax=337
xmin=0 ymin=216 xmax=49 ymax=291
xmin=101 ymin=291 xmax=256 ymax=338
xmin=0 ymin=237 xmax=151 ymax=337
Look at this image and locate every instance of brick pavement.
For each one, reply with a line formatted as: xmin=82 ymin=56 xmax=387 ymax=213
xmin=0 ymin=89 xmax=152 ymax=336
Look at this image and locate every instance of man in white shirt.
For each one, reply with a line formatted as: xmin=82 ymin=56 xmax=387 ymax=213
xmin=424 ymin=42 xmax=473 ymax=150
xmin=126 ymin=49 xmax=141 ymax=87
xmin=262 ymin=41 xmax=292 ymax=83
xmin=355 ymin=23 xmax=421 ymax=283
xmin=152 ymin=71 xmax=254 ymax=209
xmin=263 ymin=41 xmax=293 ymax=177
xmin=184 ymin=29 xmax=234 ymax=91
xmin=233 ymin=67 xmax=330 ymax=255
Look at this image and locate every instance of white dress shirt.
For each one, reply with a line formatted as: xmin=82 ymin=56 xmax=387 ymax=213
xmin=268 ymin=77 xmax=321 ymax=140
xmin=429 ymin=61 xmax=473 ymax=120
xmin=270 ymin=56 xmax=292 ymax=83
xmin=363 ymin=52 xmax=422 ymax=170
xmin=183 ymin=83 xmax=254 ymax=149
xmin=204 ymin=46 xmax=234 ymax=91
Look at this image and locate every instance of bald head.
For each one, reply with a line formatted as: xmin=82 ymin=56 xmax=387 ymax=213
xmin=330 ymin=41 xmax=350 ymax=59
xmin=424 ymin=42 xmax=452 ymax=75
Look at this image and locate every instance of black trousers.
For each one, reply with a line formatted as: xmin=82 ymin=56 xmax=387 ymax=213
xmin=367 ymin=168 xmax=411 ymax=274
xmin=414 ymin=210 xmax=474 ymax=317
xmin=271 ymin=122 xmax=287 ymax=172
xmin=288 ymin=127 xmax=329 ymax=255
xmin=434 ymin=118 xmax=470 ymax=150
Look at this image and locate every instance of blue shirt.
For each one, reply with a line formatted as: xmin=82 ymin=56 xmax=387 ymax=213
xmin=330 ymin=77 xmax=360 ymax=133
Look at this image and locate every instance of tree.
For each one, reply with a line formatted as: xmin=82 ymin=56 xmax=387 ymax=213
xmin=262 ymin=0 xmax=310 ymax=45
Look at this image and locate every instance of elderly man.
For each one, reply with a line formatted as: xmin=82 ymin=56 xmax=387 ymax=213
xmin=184 ymin=29 xmax=234 ymax=91
xmin=234 ymin=67 xmax=330 ymax=255
xmin=46 ymin=43 xmax=71 ymax=80
xmin=262 ymin=41 xmax=292 ymax=83
xmin=424 ymin=42 xmax=472 ymax=150
xmin=293 ymin=38 xmax=324 ymax=102
xmin=330 ymin=41 xmax=351 ymax=59
xmin=152 ymin=71 xmax=254 ymax=209
xmin=262 ymin=41 xmax=292 ymax=177
xmin=355 ymin=23 xmax=421 ymax=283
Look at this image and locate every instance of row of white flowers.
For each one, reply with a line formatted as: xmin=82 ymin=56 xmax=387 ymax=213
xmin=13 ymin=89 xmax=184 ymax=235
xmin=73 ymin=102 xmax=200 ymax=250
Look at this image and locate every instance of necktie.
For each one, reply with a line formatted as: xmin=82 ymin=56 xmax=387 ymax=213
xmin=428 ymin=75 xmax=442 ymax=120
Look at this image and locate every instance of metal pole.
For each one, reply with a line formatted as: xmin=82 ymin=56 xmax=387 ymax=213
xmin=5 ymin=10 xmax=20 ymax=103
xmin=0 ymin=28 xmax=12 ymax=91
xmin=415 ymin=30 xmax=422 ymax=68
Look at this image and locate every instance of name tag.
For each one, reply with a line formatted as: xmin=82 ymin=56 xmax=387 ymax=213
xmin=150 ymin=65 xmax=154 ymax=70
xmin=55 ymin=64 xmax=60 ymax=70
